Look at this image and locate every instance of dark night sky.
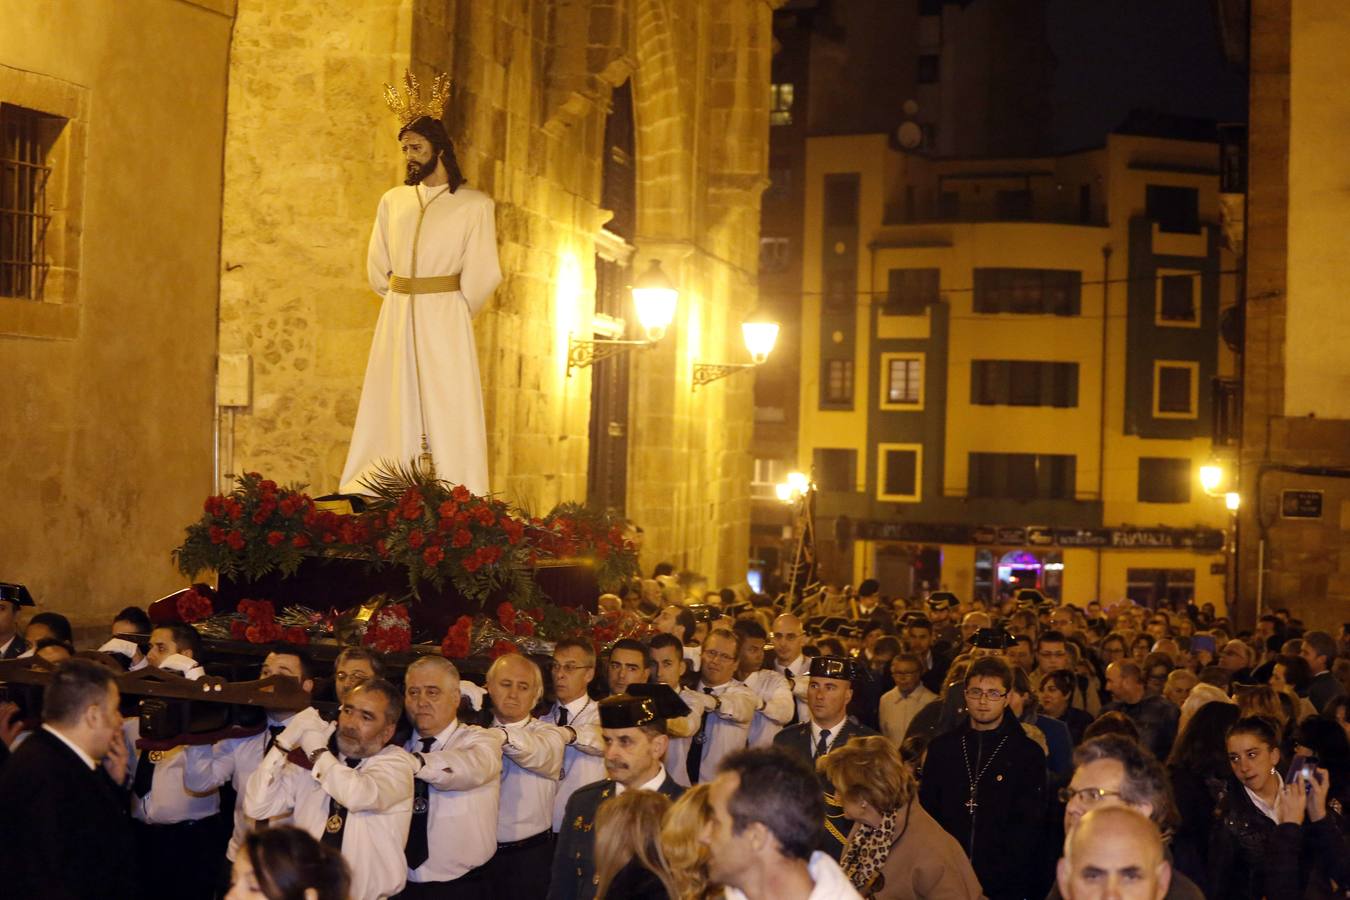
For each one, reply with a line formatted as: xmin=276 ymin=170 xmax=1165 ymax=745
xmin=1045 ymin=0 xmax=1247 ymax=151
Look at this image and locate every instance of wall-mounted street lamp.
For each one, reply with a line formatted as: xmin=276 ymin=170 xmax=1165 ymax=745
xmin=1224 ymin=491 xmax=1241 ymax=512
xmin=692 ymin=311 xmax=780 ymax=389
xmin=567 ymin=259 xmax=678 ymax=375
xmin=1199 ymin=463 xmax=1225 ymax=495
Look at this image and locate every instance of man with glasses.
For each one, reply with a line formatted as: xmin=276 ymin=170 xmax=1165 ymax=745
xmin=879 ymin=652 xmax=936 ymax=746
xmin=919 ymin=656 xmax=1047 ymax=900
xmin=1048 ymin=734 xmax=1203 ymax=900
xmin=1037 ymin=630 xmax=1100 ymax=716
xmin=544 ymin=638 xmax=604 ymax=832
xmin=670 ymin=628 xmax=757 ymax=786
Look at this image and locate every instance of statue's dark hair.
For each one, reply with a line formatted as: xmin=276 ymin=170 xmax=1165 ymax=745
xmin=399 ymin=116 xmax=465 ymax=191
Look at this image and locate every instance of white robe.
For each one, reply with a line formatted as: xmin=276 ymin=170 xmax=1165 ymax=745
xmin=341 ymin=182 xmax=502 ymax=496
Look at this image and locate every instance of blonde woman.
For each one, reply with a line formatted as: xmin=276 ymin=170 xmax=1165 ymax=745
xmin=659 ymin=783 xmax=714 ymax=900
xmin=594 ymin=790 xmax=679 ymax=899
xmin=819 ymin=736 xmax=984 ymax=899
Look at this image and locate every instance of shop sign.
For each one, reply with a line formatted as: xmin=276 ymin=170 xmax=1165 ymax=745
xmin=854 ymin=519 xmax=1223 ymax=551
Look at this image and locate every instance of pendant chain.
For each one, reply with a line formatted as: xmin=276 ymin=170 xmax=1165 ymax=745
xmin=961 ymin=732 xmax=1009 ymax=815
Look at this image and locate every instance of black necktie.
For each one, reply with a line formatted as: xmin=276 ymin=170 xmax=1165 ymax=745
xmin=132 ymin=748 xmax=156 ymax=798
xmin=320 ymin=755 xmax=362 ymax=850
xmin=263 ymin=724 xmax=284 ymax=754
xmin=557 ymin=705 xmax=569 ymax=728
xmin=814 ymin=728 xmax=831 ymax=760
xmin=404 ymin=737 xmax=436 ymax=870
xmin=685 ymin=688 xmax=715 ymax=785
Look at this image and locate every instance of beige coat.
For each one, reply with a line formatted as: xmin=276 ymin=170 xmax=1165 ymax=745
xmin=848 ymin=799 xmax=986 ymax=900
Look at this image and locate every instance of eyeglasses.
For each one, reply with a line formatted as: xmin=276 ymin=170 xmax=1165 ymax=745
xmin=1058 ymin=786 xmax=1124 ymax=805
xmin=964 ymin=688 xmax=1007 ymax=701
xmin=551 ymin=662 xmax=591 ymax=674
xmin=702 ymin=649 xmax=737 ymax=664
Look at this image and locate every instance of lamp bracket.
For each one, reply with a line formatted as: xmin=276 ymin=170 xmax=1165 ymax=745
xmin=567 ymin=336 xmax=654 ymax=375
xmin=692 ymin=361 xmax=756 ymax=389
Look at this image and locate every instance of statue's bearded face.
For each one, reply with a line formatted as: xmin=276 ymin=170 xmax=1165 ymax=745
xmin=400 ymin=133 xmax=438 ymax=184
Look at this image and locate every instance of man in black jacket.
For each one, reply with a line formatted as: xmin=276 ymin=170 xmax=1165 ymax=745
xmin=548 ymin=684 xmax=687 ymax=900
xmin=920 ymin=655 xmax=1047 ymax=900
xmin=0 ymin=657 xmax=138 ymax=899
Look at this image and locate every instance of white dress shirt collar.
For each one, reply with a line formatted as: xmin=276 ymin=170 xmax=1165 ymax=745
xmin=809 ymin=716 xmax=846 ymax=752
xmin=616 ymin=766 xmax=667 ymax=796
xmin=42 ymin=724 xmax=97 ymax=771
xmin=413 ymin=718 xmax=460 ymax=750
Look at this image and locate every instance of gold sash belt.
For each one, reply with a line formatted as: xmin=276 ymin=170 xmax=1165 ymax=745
xmin=388 ymin=273 xmax=461 ymax=294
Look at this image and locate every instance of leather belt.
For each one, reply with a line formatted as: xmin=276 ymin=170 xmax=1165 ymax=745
xmin=388 ymin=274 xmax=461 ymax=294
xmin=495 ymin=829 xmax=552 ymax=851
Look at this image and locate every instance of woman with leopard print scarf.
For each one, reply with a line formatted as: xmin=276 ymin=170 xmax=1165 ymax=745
xmin=820 ymin=735 xmax=985 ymax=899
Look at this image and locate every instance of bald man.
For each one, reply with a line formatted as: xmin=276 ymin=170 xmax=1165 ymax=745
xmin=960 ymin=611 xmax=992 ymax=644
xmin=770 ymin=614 xmax=809 ymax=723
xmin=1058 ymin=806 xmax=1171 ymax=900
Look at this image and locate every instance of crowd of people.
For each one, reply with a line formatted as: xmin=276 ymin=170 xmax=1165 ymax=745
xmin=1 ymin=574 xmax=1349 ymax=900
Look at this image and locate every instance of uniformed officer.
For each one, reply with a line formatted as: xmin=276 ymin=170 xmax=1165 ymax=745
xmin=548 ymin=684 xmax=687 ymax=900
xmin=0 ymin=582 xmax=33 ymax=659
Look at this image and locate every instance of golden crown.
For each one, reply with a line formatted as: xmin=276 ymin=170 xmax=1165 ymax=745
xmin=383 ymin=70 xmax=452 ymax=127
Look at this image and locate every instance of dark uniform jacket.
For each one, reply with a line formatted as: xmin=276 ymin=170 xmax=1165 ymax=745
xmin=774 ymin=716 xmax=878 ymax=859
xmin=0 ymin=635 xmax=28 ymax=659
xmin=547 ymin=771 xmax=683 ymax=900
xmin=919 ymin=710 xmax=1047 ymax=900
xmin=0 ymin=727 xmax=139 ymax=899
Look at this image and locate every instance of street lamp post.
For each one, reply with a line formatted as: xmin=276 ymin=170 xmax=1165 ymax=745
xmin=692 ymin=311 xmax=780 ymax=389
xmin=567 ymin=259 xmax=678 ymax=374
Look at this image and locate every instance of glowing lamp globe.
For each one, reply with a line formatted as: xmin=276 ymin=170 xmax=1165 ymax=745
xmin=631 ymin=259 xmax=678 ymax=342
xmin=741 ymin=320 xmax=780 ymax=365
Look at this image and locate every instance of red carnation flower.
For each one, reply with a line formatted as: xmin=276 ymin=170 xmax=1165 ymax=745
xmin=451 ymin=485 xmax=471 ymax=502
xmin=489 ymin=639 xmax=518 ymax=659
xmin=226 ymin=530 xmax=246 ymax=551
xmin=451 ymin=529 xmax=472 ymax=549
xmin=266 ymin=530 xmax=286 ymax=547
xmin=423 ymin=546 xmax=445 ymax=566
xmin=230 ymin=620 xmax=248 ymax=640
xmin=292 ymin=534 xmax=310 ymax=548
xmin=407 ymin=529 xmax=425 ymax=549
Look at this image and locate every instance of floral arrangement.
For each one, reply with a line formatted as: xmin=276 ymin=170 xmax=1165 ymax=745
xmin=176 ymin=587 xmax=215 ymax=624
xmin=188 ymin=597 xmax=314 ymax=646
xmin=439 ymin=600 xmax=654 ymax=661
xmin=174 ymin=473 xmax=317 ymax=581
xmin=173 ymin=466 xmax=639 ymax=611
xmin=363 ymin=603 xmax=412 ymax=654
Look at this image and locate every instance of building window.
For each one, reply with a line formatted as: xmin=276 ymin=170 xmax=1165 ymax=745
xmin=1 ymin=104 xmax=59 ymax=300
xmin=1156 ymin=271 xmax=1199 ymax=326
xmin=822 ymin=359 xmax=854 ymax=407
xmin=973 ymin=268 xmax=1081 ymax=316
xmin=770 ymin=83 xmax=794 ymax=126
xmin=1137 ymin=457 xmax=1192 ymax=503
xmin=759 ymin=237 xmax=790 ymax=274
xmin=880 ymin=353 xmax=924 ymax=410
xmin=751 ymin=458 xmax=787 ymax=500
xmin=878 ymin=443 xmax=922 ymax=502
xmin=968 ymin=452 xmax=1076 ymax=500
xmin=970 ymin=360 xmax=1078 ymax=408
xmin=917 ymin=54 xmax=940 ymax=84
xmin=1079 ymin=184 xmax=1092 ymax=223
xmin=1146 ymin=184 xmax=1200 ymax=234
xmin=813 ymin=448 xmax=857 ymax=492
xmin=884 ymin=268 xmax=938 ymax=315
xmin=1126 ymin=568 xmax=1196 ymax=609
xmin=1153 ymin=361 xmax=1198 ymax=419
xmin=995 ymin=189 xmax=1032 ymax=220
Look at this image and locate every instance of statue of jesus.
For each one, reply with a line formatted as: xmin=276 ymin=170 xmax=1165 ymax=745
xmin=340 ymin=73 xmax=501 ymax=496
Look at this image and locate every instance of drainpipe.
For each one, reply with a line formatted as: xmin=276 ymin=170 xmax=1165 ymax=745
xmin=1096 ymin=244 xmax=1112 ymax=601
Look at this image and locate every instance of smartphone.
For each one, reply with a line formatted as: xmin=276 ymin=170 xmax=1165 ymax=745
xmin=1285 ymin=754 xmax=1308 ymax=785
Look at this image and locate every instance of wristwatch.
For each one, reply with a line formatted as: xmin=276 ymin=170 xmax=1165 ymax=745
xmin=563 ymin=725 xmax=578 ymax=745
xmin=307 ymin=747 xmax=329 ymax=765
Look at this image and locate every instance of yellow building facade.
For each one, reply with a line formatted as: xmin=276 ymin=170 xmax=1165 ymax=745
xmin=797 ymin=128 xmax=1236 ymax=611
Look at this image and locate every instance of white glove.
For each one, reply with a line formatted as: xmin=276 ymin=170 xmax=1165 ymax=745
xmin=459 ymin=681 xmax=486 ymax=711
xmin=277 ymin=706 xmax=326 ymax=749
xmin=681 ymin=689 xmax=718 ymax=712
xmin=158 ymin=653 xmax=205 ymax=681
xmin=298 ymin=720 xmax=335 ymax=757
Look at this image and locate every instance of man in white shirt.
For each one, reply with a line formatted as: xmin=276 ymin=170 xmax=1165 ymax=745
xmin=0 ymin=582 xmax=33 ymax=659
xmin=402 ymin=655 xmax=503 ymax=899
xmin=733 ymin=621 xmax=795 ymax=747
xmin=484 ymin=652 xmax=570 ymax=899
xmin=548 ymin=684 xmax=688 ymax=900
xmin=244 ymin=679 xmax=417 ymax=900
xmin=878 ymin=652 xmax=936 ymax=746
xmin=702 ymin=747 xmax=863 ymax=900
xmin=771 ymin=613 xmax=811 ymax=722
xmin=123 ymin=622 xmax=223 ymax=900
xmin=672 ymin=628 xmax=758 ymax=786
xmin=182 ymin=643 xmax=314 ymax=892
xmin=544 ymin=637 xmax=605 ymax=832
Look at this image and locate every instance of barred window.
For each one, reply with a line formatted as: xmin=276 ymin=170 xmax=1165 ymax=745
xmin=1 ymin=103 xmax=57 ymax=300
